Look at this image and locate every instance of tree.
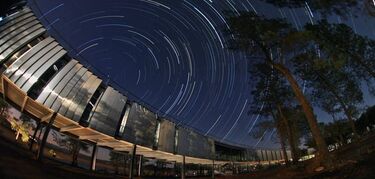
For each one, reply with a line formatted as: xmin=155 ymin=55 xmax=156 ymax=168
xmin=226 ymin=11 xmax=331 ymax=166
xmin=356 ymin=105 xmax=375 ymax=134
xmin=261 ymin=0 xmax=358 ymax=17
xmin=304 ymin=21 xmax=375 ymax=81
xmin=0 ymin=97 xmax=8 ymax=121
xmin=305 ymin=120 xmax=352 ymax=150
xmin=291 ymin=19 xmax=375 ymax=139
xmin=248 ymin=63 xmax=294 ymax=164
xmin=293 ymin=48 xmax=363 ymax=139
xmin=109 ymin=151 xmax=127 ymax=175
xmin=51 ymin=132 xmax=89 ymax=166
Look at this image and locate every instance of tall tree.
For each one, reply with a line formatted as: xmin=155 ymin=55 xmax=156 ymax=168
xmin=226 ymin=11 xmax=331 ymax=166
xmin=248 ymin=62 xmax=295 ymax=164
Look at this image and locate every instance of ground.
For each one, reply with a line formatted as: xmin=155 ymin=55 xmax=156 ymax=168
xmin=1 ymin=129 xmax=375 ymax=179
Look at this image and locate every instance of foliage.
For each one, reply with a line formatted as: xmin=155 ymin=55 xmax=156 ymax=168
xmin=305 ymin=119 xmax=353 ymax=149
xmin=109 ymin=151 xmax=127 ymax=174
xmin=51 ymin=131 xmax=89 ymax=166
xmin=303 ymin=20 xmax=375 ymax=84
xmin=261 ymin=0 xmax=358 ymax=17
xmin=9 ymin=117 xmax=31 ymax=142
xmin=0 ymin=97 xmax=9 ymax=124
xmin=356 ymin=105 xmax=375 ymax=134
xmin=226 ymin=10 xmax=332 ymax=164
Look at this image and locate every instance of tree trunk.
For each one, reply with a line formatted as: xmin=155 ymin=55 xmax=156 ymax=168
xmin=279 ymin=131 xmax=289 ymax=165
xmin=271 ymin=62 xmax=331 ymax=167
xmin=342 ymin=107 xmax=359 ymax=139
xmin=272 ymin=111 xmax=289 ymax=165
xmin=277 ymin=105 xmax=299 ymax=164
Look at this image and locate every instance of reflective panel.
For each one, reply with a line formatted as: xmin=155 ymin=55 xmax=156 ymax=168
xmin=58 ymin=70 xmax=92 ymax=115
xmin=121 ymin=103 xmax=157 ymax=148
xmin=43 ymin=63 xmax=83 ymax=108
xmin=70 ymin=76 xmax=102 ymax=122
xmin=21 ymin=49 xmax=66 ymax=92
xmin=0 ymin=19 xmax=39 ymax=48
xmin=36 ymin=60 xmax=78 ymax=103
xmin=177 ymin=128 xmax=214 ymax=159
xmin=88 ymin=87 xmax=127 ymax=136
xmin=0 ymin=8 xmax=32 ymax=32
xmin=0 ymin=23 xmax=45 ymax=62
xmin=157 ymin=118 xmax=175 ymax=153
xmin=11 ymin=42 xmax=59 ymax=83
xmin=4 ymin=37 xmax=54 ymax=77
xmin=50 ymin=66 xmax=87 ymax=111
xmin=15 ymin=45 xmax=64 ymax=87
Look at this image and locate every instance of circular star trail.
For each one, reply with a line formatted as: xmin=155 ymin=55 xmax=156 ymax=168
xmin=27 ymin=0 xmax=375 ymax=149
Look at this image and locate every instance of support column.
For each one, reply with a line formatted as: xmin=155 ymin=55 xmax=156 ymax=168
xmin=212 ymin=160 xmax=215 ymax=179
xmin=260 ymin=150 xmax=265 ymax=163
xmin=274 ymin=150 xmax=279 ymax=161
xmin=129 ymin=144 xmax=137 ymax=179
xmin=138 ymin=155 xmax=142 ymax=177
xmin=181 ymin=155 xmax=185 ymax=179
xmin=29 ymin=121 xmax=41 ymax=151
xmin=90 ymin=143 xmax=98 ymax=171
xmin=37 ymin=112 xmax=57 ymax=161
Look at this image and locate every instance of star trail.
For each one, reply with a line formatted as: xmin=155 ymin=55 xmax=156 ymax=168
xmin=26 ymin=0 xmax=375 ymax=149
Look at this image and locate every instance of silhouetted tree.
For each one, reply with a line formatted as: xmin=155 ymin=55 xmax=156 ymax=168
xmin=356 ymin=105 xmax=375 ymax=134
xmin=226 ymin=11 xmax=331 ymax=166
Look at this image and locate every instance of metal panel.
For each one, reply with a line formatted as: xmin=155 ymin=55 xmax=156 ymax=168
xmin=0 ymin=22 xmax=42 ymax=52
xmin=43 ymin=63 xmax=83 ymax=108
xmin=62 ymin=74 xmax=96 ymax=119
xmin=15 ymin=45 xmax=63 ymax=87
xmin=0 ymin=9 xmax=33 ymax=35
xmin=0 ymin=15 xmax=36 ymax=41
xmin=36 ymin=60 xmax=78 ymax=103
xmin=0 ymin=8 xmax=32 ymax=31
xmin=50 ymin=67 xmax=87 ymax=112
xmin=157 ymin=119 xmax=176 ymax=153
xmin=177 ymin=128 xmax=214 ymax=158
xmin=121 ymin=103 xmax=157 ymax=148
xmin=88 ymin=87 xmax=127 ymax=136
xmin=0 ymin=26 xmax=45 ymax=62
xmin=58 ymin=71 xmax=92 ymax=115
xmin=10 ymin=42 xmax=59 ymax=83
xmin=4 ymin=37 xmax=54 ymax=77
xmin=0 ymin=17 xmax=38 ymax=46
xmin=70 ymin=77 xmax=102 ymax=122
xmin=21 ymin=49 xmax=67 ymax=92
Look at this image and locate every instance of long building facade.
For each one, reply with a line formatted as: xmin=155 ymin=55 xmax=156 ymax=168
xmin=0 ymin=4 xmax=287 ymax=168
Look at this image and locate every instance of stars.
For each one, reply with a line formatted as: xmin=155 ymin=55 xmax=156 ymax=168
xmin=30 ymin=0 xmax=367 ymax=149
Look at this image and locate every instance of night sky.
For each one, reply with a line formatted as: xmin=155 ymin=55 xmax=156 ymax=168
xmin=25 ymin=0 xmax=375 ymax=149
